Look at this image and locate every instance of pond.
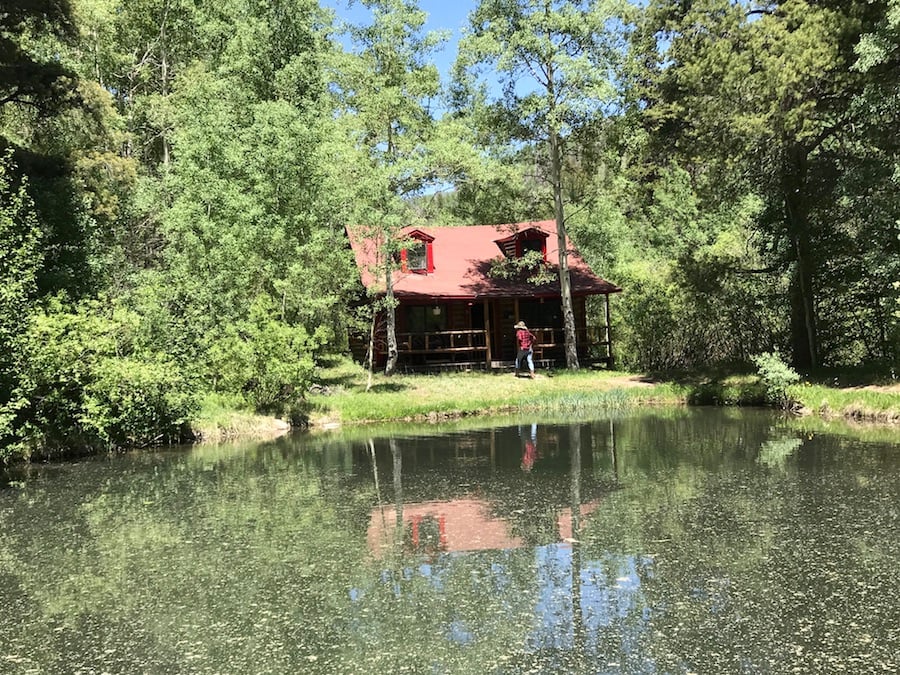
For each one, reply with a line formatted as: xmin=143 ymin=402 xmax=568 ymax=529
xmin=1 ymin=408 xmax=898 ymax=674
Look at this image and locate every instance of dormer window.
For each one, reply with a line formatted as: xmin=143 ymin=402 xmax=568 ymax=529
xmin=408 ymin=241 xmax=427 ymax=271
xmin=521 ymin=237 xmax=544 ymax=256
xmin=400 ymin=229 xmax=435 ymax=274
xmin=495 ymin=227 xmax=548 ymax=262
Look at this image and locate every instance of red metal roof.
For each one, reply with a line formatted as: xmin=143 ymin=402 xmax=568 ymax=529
xmin=346 ymin=220 xmax=621 ymax=300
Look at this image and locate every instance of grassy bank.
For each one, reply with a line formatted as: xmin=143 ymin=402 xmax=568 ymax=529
xmin=790 ymin=382 xmax=900 ymax=424
xmin=305 ymin=359 xmax=900 ymax=428
xmin=193 ymin=393 xmax=291 ymax=442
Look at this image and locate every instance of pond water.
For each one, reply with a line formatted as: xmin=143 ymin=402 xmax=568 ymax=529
xmin=1 ymin=408 xmax=899 ymax=674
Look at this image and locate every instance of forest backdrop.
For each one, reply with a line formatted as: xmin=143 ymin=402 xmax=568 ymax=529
xmin=1 ymin=0 xmax=898 ymax=456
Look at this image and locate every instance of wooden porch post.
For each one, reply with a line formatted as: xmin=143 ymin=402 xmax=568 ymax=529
xmin=483 ymin=301 xmax=492 ymax=367
xmin=605 ymin=293 xmax=614 ymax=366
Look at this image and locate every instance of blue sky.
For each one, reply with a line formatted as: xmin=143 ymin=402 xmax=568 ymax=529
xmin=323 ymin=0 xmax=474 ymax=81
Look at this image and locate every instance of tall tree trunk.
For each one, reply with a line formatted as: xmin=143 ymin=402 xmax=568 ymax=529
xmin=550 ymin=129 xmax=579 ymax=369
xmin=366 ymin=312 xmax=376 ymax=391
xmin=384 ymin=267 xmax=399 ymax=376
xmin=784 ymin=146 xmax=817 ymax=370
xmin=789 ymin=232 xmax=817 ymax=369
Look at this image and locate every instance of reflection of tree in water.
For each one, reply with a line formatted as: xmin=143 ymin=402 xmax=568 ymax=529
xmin=757 ymin=436 xmax=802 ymax=468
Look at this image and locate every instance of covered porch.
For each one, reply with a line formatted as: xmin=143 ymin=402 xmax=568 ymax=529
xmin=381 ymin=295 xmax=615 ymax=372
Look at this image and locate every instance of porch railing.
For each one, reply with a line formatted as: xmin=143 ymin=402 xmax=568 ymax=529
xmin=530 ymin=326 xmax=609 ymax=356
xmin=397 ymin=329 xmax=488 ymax=354
xmin=394 ymin=325 xmax=611 ymax=363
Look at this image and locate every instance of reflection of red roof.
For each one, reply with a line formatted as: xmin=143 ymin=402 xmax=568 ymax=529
xmin=367 ymin=499 xmax=522 ymax=557
xmin=366 ymin=497 xmax=602 ymax=557
xmin=557 ymin=501 xmax=601 ymax=541
xmin=347 ymin=220 xmax=621 ymax=300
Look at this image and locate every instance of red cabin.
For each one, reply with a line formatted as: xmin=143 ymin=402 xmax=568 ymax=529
xmin=347 ymin=220 xmax=622 ymax=371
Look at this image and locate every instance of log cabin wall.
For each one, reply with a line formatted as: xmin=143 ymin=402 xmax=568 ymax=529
xmin=495 ymin=299 xmax=517 ymax=361
xmin=448 ymin=302 xmax=467 ymax=330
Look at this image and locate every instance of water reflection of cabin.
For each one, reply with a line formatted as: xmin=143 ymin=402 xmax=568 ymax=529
xmin=347 ymin=220 xmax=622 ymax=371
xmin=367 ymin=498 xmax=601 ymax=559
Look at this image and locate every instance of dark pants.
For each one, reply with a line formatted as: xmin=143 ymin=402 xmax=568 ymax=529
xmin=516 ymin=348 xmax=534 ymax=373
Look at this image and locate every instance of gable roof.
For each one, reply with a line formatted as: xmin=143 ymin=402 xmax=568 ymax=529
xmin=346 ymin=219 xmax=621 ymax=301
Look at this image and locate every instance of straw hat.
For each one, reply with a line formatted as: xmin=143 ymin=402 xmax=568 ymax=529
xmin=514 ymin=321 xmax=527 ymax=329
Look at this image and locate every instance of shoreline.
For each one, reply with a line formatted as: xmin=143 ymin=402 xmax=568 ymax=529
xmin=4 ymin=374 xmax=897 ymax=466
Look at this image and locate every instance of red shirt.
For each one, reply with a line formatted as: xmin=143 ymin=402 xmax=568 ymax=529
xmin=516 ymin=328 xmax=535 ymax=350
xmin=521 ymin=440 xmax=537 ymax=471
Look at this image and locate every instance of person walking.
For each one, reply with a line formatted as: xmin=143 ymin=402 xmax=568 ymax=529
xmin=514 ymin=320 xmax=536 ymax=378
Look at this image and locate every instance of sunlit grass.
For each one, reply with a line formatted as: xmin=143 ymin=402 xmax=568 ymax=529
xmin=194 ymin=392 xmax=290 ymax=441
xmin=307 ymin=356 xmax=900 ymax=428
xmin=308 ymin=359 xmax=688 ymax=425
xmin=791 ymin=382 xmax=900 ymax=424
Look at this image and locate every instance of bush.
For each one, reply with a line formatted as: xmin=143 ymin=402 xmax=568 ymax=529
xmin=752 ymin=351 xmax=800 ymax=409
xmin=82 ymin=358 xmax=196 ymax=447
xmin=207 ymin=298 xmax=319 ymax=414
xmin=2 ymin=299 xmax=197 ymax=459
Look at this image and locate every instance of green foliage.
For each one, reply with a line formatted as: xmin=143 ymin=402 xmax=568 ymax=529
xmin=488 ymin=249 xmax=555 ymax=285
xmin=457 ymin=0 xmax=628 ymax=369
xmin=610 ymin=232 xmax=782 ymax=373
xmin=207 ymin=298 xmax=319 ymax=413
xmin=0 ymin=152 xmax=42 ymax=372
xmin=752 ymin=352 xmax=801 ymax=409
xmin=331 ymin=0 xmax=450 ymax=375
xmin=112 ymin=0 xmax=352 ymax=406
xmin=854 ymin=0 xmax=900 ymax=72
xmin=0 ymin=0 xmax=78 ymax=121
xmin=82 ymin=357 xmax=196 ymax=447
xmin=2 ymin=299 xmax=196 ymax=459
xmin=628 ymin=0 xmax=899 ymax=369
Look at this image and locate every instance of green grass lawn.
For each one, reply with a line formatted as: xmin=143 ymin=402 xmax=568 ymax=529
xmin=306 ymin=358 xmax=686 ymax=425
xmin=790 ymin=381 xmax=900 ymax=422
xmin=194 ymin=391 xmax=291 ymax=441
xmin=305 ymin=357 xmax=900 ymax=428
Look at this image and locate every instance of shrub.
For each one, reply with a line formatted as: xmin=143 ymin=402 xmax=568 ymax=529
xmin=207 ymin=298 xmax=319 ymax=414
xmin=82 ymin=358 xmax=196 ymax=447
xmin=752 ymin=351 xmax=800 ymax=409
xmin=2 ymin=299 xmax=197 ymax=459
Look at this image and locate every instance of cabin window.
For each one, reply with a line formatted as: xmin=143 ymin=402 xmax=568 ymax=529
xmin=520 ymin=237 xmax=545 ymax=257
xmin=408 ymin=242 xmax=427 ymax=271
xmin=408 ymin=305 xmax=445 ymax=333
xmin=400 ymin=231 xmax=435 ymax=273
xmin=495 ymin=229 xmax=548 ymax=261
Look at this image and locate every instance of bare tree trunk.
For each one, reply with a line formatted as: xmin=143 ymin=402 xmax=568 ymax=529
xmin=366 ymin=312 xmax=376 ymax=392
xmin=550 ymin=129 xmax=579 ymax=369
xmin=791 ymin=232 xmax=817 ymax=369
xmin=784 ymin=147 xmax=817 ymax=370
xmin=159 ymin=1 xmax=170 ymax=167
xmin=384 ymin=268 xmax=399 ymax=376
